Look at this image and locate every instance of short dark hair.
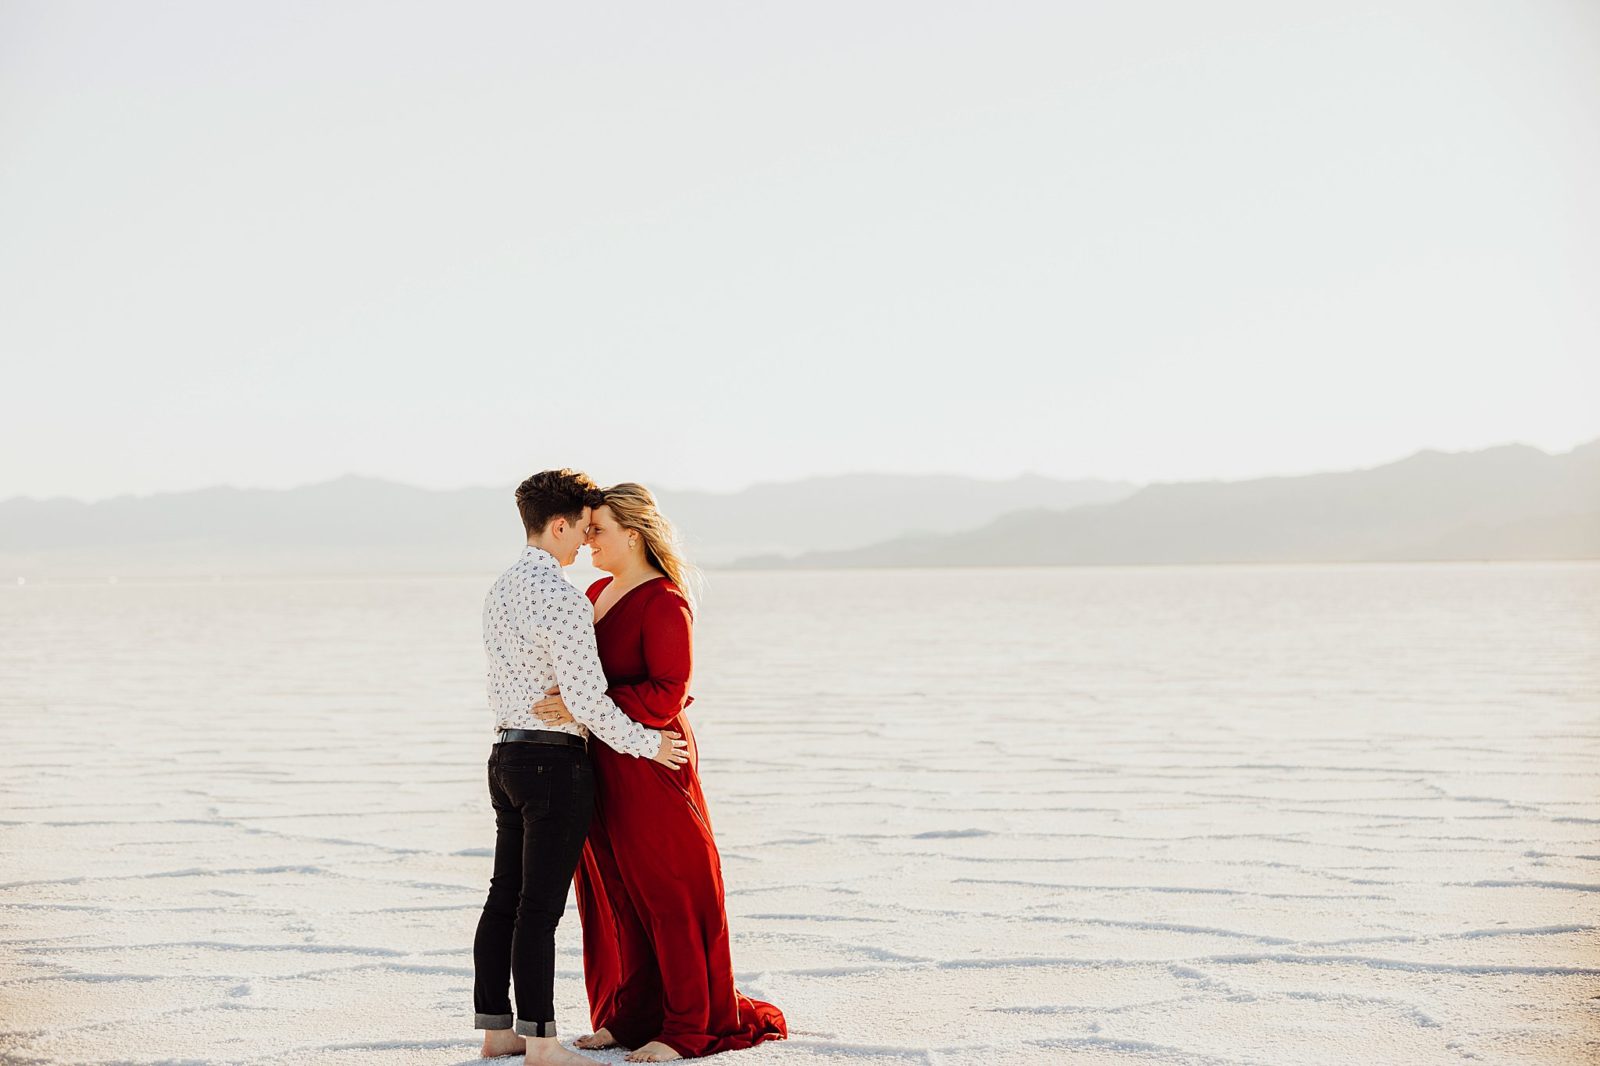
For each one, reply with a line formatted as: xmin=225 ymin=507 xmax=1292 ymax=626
xmin=516 ymin=469 xmax=603 ymax=536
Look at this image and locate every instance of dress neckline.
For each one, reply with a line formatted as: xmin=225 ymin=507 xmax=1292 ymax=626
xmin=592 ymin=574 xmax=669 ymax=627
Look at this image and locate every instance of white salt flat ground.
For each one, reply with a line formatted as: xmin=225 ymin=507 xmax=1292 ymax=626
xmin=1 ymin=563 xmax=1597 ymax=1065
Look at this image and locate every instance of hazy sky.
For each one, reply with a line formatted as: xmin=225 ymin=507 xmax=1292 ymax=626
xmin=3 ymin=0 xmax=1597 ymax=500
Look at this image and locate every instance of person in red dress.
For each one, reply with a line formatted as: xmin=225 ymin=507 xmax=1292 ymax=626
xmin=529 ymin=482 xmax=787 ymax=1062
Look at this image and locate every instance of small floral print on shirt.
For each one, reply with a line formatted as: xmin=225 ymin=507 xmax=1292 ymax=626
xmin=482 ymin=546 xmax=658 ymax=759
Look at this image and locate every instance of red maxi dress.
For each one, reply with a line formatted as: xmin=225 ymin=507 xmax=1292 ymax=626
xmin=573 ymin=576 xmax=787 ymax=1058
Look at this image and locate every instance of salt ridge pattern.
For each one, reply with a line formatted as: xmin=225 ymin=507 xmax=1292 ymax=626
xmin=0 ymin=563 xmax=1596 ymax=1065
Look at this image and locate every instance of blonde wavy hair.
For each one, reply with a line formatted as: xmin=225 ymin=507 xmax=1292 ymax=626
xmin=600 ymin=482 xmax=701 ymax=612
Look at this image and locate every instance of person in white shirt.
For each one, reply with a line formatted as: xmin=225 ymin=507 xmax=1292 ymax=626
xmin=474 ymin=469 xmax=690 ymax=1066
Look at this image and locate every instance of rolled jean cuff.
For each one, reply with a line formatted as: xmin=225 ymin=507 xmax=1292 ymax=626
xmin=514 ymin=1019 xmax=557 ymax=1038
xmin=474 ymin=1012 xmax=514 ymax=1030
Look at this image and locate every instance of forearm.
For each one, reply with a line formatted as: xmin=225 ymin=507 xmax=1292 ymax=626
xmin=608 ymin=680 xmax=688 ymax=729
xmin=565 ymin=682 xmax=659 ymax=758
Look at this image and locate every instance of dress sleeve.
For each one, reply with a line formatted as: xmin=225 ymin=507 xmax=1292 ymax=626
xmin=535 ymin=586 xmax=661 ymax=759
xmin=608 ymin=588 xmax=694 ymax=729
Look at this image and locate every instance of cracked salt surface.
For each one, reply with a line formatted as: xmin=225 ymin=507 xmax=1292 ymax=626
xmin=1 ymin=564 xmax=1597 ymax=1064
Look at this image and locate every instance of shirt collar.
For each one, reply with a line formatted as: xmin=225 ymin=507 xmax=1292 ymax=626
xmin=523 ymin=544 xmax=563 ymax=570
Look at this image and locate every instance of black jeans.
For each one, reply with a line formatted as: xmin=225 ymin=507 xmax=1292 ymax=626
xmin=472 ymin=742 xmax=595 ymax=1038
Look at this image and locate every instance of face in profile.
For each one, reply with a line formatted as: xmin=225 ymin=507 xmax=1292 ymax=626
xmin=549 ymin=506 xmax=591 ymax=566
xmin=584 ymin=505 xmax=633 ymax=574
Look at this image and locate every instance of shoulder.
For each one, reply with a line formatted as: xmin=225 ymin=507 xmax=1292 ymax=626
xmin=642 ymin=577 xmax=694 ymax=621
xmin=585 ymin=576 xmax=615 ymax=604
xmin=519 ymin=569 xmax=584 ymax=620
xmin=486 ymin=563 xmax=534 ymax=611
xmin=487 ymin=560 xmax=523 ymax=591
xmin=548 ymin=577 xmax=588 ymax=608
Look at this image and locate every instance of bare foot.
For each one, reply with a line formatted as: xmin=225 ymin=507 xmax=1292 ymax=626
xmin=524 ymin=1035 xmax=599 ymax=1066
xmin=574 ymin=1028 xmax=619 ymax=1050
xmin=481 ymin=1029 xmax=525 ymax=1058
xmin=625 ymin=1041 xmax=682 ymax=1062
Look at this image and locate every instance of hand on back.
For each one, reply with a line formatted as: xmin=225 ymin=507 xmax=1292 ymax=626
xmin=531 ymin=686 xmax=575 ymax=726
xmin=653 ymin=730 xmax=689 ymax=770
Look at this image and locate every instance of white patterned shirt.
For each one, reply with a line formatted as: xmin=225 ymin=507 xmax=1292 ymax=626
xmin=482 ymin=545 xmax=661 ymax=759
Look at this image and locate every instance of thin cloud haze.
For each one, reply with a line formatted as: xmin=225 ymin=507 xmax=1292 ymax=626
xmin=2 ymin=1 xmax=1596 ymax=499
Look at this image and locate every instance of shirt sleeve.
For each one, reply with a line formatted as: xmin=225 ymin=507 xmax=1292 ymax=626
xmin=607 ymin=588 xmax=695 ymax=729
xmin=534 ymin=586 xmax=661 ymax=759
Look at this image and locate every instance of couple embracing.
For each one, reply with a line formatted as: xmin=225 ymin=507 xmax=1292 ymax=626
xmin=472 ymin=469 xmax=787 ymax=1063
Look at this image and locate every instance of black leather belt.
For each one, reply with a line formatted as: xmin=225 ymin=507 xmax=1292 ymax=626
xmin=497 ymin=728 xmax=586 ymax=749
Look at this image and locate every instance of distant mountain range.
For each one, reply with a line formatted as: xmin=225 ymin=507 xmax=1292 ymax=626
xmin=737 ymin=439 xmax=1600 ymax=568
xmin=0 ymin=472 xmax=1133 ymax=578
xmin=3 ymin=440 xmax=1593 ymax=578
